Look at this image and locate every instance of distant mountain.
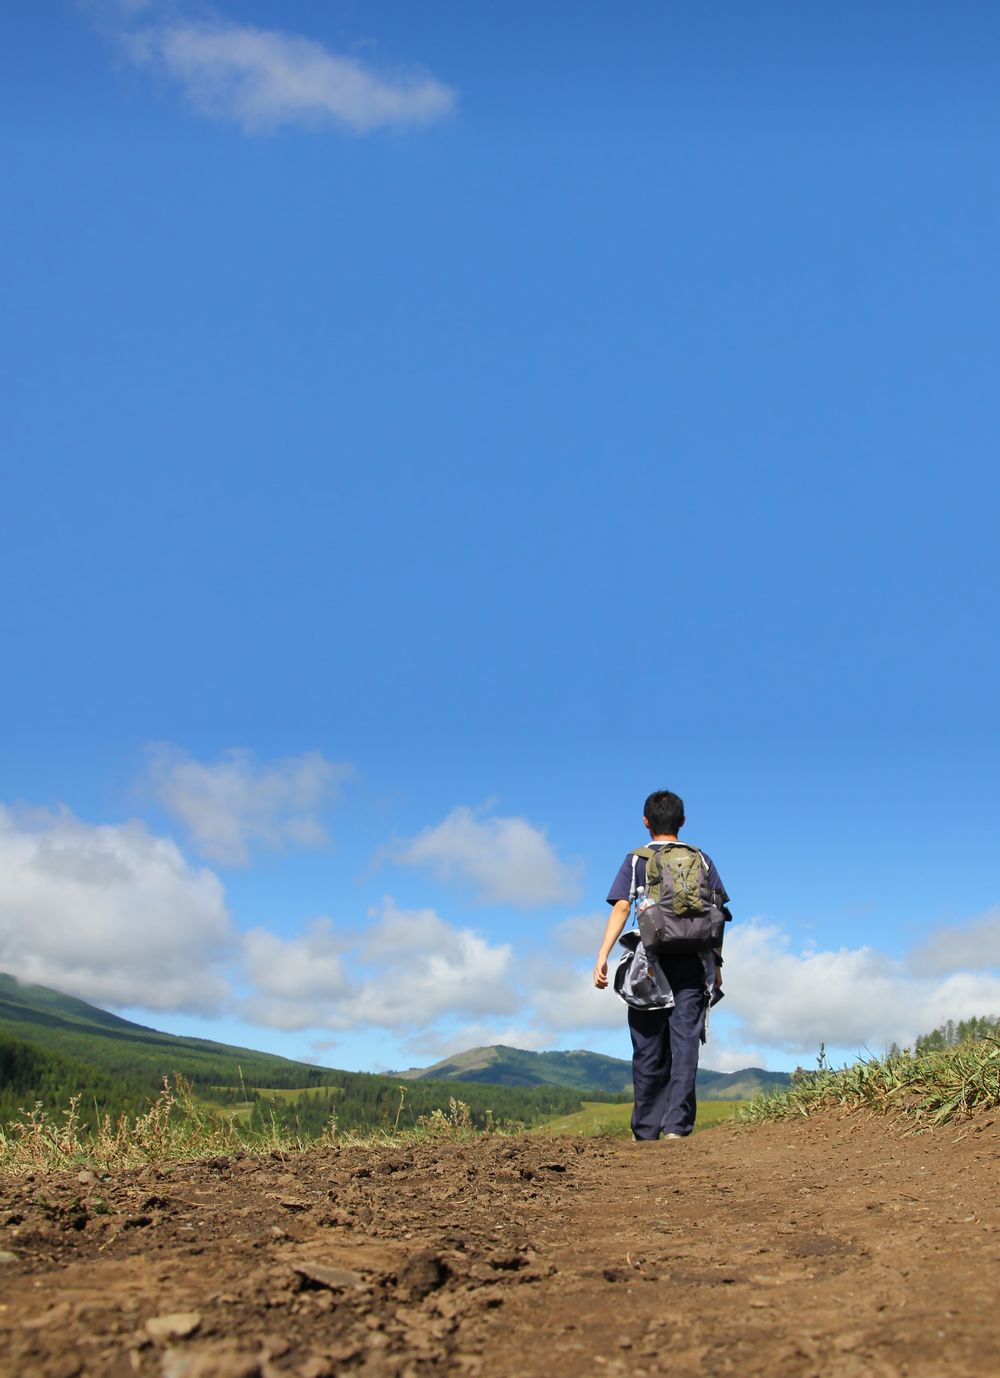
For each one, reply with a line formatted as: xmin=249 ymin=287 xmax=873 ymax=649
xmin=398 ymin=1045 xmax=793 ymax=1100
xmin=698 ymin=1066 xmax=794 ymax=1100
xmin=398 ymin=1045 xmax=634 ymax=1093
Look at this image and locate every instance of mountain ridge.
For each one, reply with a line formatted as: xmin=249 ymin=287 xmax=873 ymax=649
xmin=1 ymin=973 xmax=792 ymax=1105
xmin=396 ymin=1043 xmax=793 ymax=1099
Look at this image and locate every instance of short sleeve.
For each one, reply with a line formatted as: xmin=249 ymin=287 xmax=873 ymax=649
xmin=606 ymin=854 xmax=637 ymax=905
xmin=701 ymin=852 xmax=729 ymax=905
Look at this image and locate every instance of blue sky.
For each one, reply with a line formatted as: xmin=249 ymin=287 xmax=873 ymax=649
xmin=2 ymin=1 xmax=998 ymax=1075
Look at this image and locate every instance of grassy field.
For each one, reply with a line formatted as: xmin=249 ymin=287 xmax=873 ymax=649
xmin=533 ymin=1099 xmax=746 ymax=1137
xmin=250 ymin=1085 xmax=341 ymax=1100
xmin=201 ymin=1084 xmax=341 ymax=1122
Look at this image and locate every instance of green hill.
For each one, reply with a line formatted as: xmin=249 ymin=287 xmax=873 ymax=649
xmin=0 ymin=974 xmax=611 ymax=1134
xmin=397 ymin=1044 xmax=793 ymax=1099
xmin=0 ymin=971 xmax=334 ymax=1089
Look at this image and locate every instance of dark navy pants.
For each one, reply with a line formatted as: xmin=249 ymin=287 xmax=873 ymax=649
xmin=628 ymin=956 xmax=707 ymax=1139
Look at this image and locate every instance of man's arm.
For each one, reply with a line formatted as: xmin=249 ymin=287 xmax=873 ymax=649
xmin=713 ymin=900 xmax=732 ymax=990
xmin=593 ymin=900 xmax=631 ymax=989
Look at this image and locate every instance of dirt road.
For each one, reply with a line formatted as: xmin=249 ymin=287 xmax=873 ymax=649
xmin=1 ymin=1111 xmax=998 ymax=1378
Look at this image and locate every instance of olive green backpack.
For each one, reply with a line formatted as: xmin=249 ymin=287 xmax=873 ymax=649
xmin=630 ymin=843 xmax=725 ymax=955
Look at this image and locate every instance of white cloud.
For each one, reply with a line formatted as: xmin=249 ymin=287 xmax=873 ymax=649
xmin=147 ymin=745 xmax=351 ymax=866
xmin=698 ymin=1045 xmax=775 ymax=1074
xmin=0 ymin=805 xmax=233 ymax=1014
xmin=723 ymin=918 xmax=1000 ymax=1055
xmin=550 ymin=912 xmax=607 ymax=959
xmin=242 ymin=917 xmax=346 ymax=1011
xmin=240 ymin=898 xmax=521 ymax=1033
xmin=531 ymin=965 xmax=628 ymax=1034
xmin=396 ymin=804 xmax=581 ymax=907
xmin=906 ymin=907 xmax=1000 ymax=976
xmin=121 ymin=17 xmax=456 ymax=134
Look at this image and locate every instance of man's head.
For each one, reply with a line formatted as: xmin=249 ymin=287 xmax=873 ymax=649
xmin=643 ymin=790 xmax=685 ymax=837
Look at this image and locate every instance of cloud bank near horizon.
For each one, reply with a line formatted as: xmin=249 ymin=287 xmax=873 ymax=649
xmin=1 ymin=782 xmax=997 ymax=1068
xmin=0 ymin=804 xmax=233 ymax=1014
xmin=719 ymin=917 xmax=1000 ymax=1058
xmin=241 ymin=899 xmax=520 ymax=1035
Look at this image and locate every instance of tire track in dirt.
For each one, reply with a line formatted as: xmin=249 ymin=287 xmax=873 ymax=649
xmin=1 ymin=1113 xmax=997 ymax=1378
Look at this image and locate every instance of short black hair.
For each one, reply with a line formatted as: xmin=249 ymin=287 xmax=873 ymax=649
xmin=644 ymin=790 xmax=685 ymax=835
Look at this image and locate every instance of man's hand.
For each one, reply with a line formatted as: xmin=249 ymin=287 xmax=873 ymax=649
xmin=593 ymin=901 xmax=630 ymax=992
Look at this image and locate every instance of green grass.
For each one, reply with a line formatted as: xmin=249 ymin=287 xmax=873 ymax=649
xmin=0 ymin=1080 xmax=483 ymax=1176
xmin=532 ymin=1099 xmax=746 ymax=1137
xmin=737 ymin=1038 xmax=1000 ymax=1130
xmin=246 ymin=1085 xmax=342 ymax=1101
xmin=201 ymin=1084 xmax=343 ymax=1124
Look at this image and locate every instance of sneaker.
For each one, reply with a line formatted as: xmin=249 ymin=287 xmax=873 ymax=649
xmin=663 ymin=1133 xmax=684 ymax=1139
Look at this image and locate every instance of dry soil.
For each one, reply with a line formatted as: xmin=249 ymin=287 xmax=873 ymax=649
xmin=1 ymin=1111 xmax=998 ymax=1378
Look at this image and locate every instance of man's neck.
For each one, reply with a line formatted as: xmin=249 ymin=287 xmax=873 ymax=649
xmin=649 ymin=833 xmax=679 ymax=842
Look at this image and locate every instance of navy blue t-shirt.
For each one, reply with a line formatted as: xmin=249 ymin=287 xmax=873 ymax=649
xmin=606 ymin=844 xmax=729 ymax=907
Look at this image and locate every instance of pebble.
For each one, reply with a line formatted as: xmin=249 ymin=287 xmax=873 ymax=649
xmin=146 ymin=1312 xmax=203 ymax=1341
xmin=292 ymin=1261 xmax=367 ymax=1291
xmin=0 ymin=1250 xmax=18 ymax=1265
xmin=161 ymin=1344 xmax=260 ymax=1378
xmin=398 ymin=1250 xmax=448 ymax=1300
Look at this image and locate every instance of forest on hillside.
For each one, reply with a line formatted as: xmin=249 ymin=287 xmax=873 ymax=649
xmin=0 ymin=1034 xmax=154 ymax=1126
xmin=0 ymin=1032 xmax=616 ymax=1134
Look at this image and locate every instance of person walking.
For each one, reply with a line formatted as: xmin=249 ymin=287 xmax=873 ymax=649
xmin=593 ymin=790 xmax=730 ymax=1140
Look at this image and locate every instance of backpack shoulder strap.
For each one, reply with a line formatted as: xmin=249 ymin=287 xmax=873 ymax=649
xmin=628 ymin=847 xmax=655 ymax=902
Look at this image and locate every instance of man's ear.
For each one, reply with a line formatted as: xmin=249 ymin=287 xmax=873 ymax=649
xmin=642 ymin=815 xmax=650 ymax=830
xmin=679 ymin=815 xmax=686 ymax=830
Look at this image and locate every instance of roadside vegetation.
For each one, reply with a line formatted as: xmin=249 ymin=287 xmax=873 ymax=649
xmin=0 ymin=1077 xmax=490 ymax=1176
xmin=0 ymin=1029 xmax=620 ymax=1142
xmin=738 ymin=1030 xmax=1000 ymax=1130
xmin=6 ymin=991 xmax=997 ymax=1172
xmin=0 ymin=1079 xmax=746 ymax=1174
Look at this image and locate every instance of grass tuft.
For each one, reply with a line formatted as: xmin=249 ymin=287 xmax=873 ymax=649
xmin=737 ymin=1038 xmax=1000 ymax=1130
